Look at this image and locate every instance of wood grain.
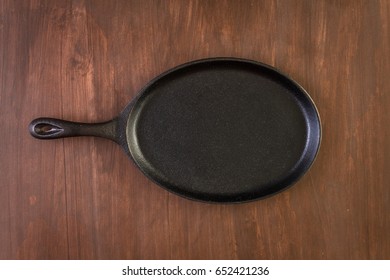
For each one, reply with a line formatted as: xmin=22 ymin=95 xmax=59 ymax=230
xmin=1 ymin=0 xmax=389 ymax=259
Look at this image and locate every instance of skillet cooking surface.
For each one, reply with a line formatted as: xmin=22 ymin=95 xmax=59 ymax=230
xmin=127 ymin=59 xmax=320 ymax=202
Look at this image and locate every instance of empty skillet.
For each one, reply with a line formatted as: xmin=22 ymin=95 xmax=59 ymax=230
xmin=29 ymin=58 xmax=321 ymax=203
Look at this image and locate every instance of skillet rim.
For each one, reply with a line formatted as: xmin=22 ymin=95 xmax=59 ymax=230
xmin=123 ymin=57 xmax=322 ymax=203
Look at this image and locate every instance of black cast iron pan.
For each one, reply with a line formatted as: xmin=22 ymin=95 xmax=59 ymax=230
xmin=29 ymin=58 xmax=321 ymax=203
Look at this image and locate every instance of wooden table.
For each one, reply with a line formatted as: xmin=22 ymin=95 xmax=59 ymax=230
xmin=1 ymin=0 xmax=389 ymax=259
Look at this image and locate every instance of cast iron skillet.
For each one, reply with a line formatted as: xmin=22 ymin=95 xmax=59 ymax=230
xmin=29 ymin=58 xmax=321 ymax=203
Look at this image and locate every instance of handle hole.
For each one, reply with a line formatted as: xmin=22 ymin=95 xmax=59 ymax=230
xmin=34 ymin=123 xmax=63 ymax=135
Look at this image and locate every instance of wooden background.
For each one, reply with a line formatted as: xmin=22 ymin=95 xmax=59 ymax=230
xmin=1 ymin=0 xmax=389 ymax=259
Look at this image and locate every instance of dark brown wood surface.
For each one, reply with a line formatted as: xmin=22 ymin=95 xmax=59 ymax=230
xmin=1 ymin=0 xmax=389 ymax=259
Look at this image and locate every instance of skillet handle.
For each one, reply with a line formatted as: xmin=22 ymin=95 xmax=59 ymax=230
xmin=29 ymin=117 xmax=118 ymax=142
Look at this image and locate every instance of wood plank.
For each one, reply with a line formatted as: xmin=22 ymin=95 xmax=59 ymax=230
xmin=0 ymin=0 xmax=389 ymax=259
